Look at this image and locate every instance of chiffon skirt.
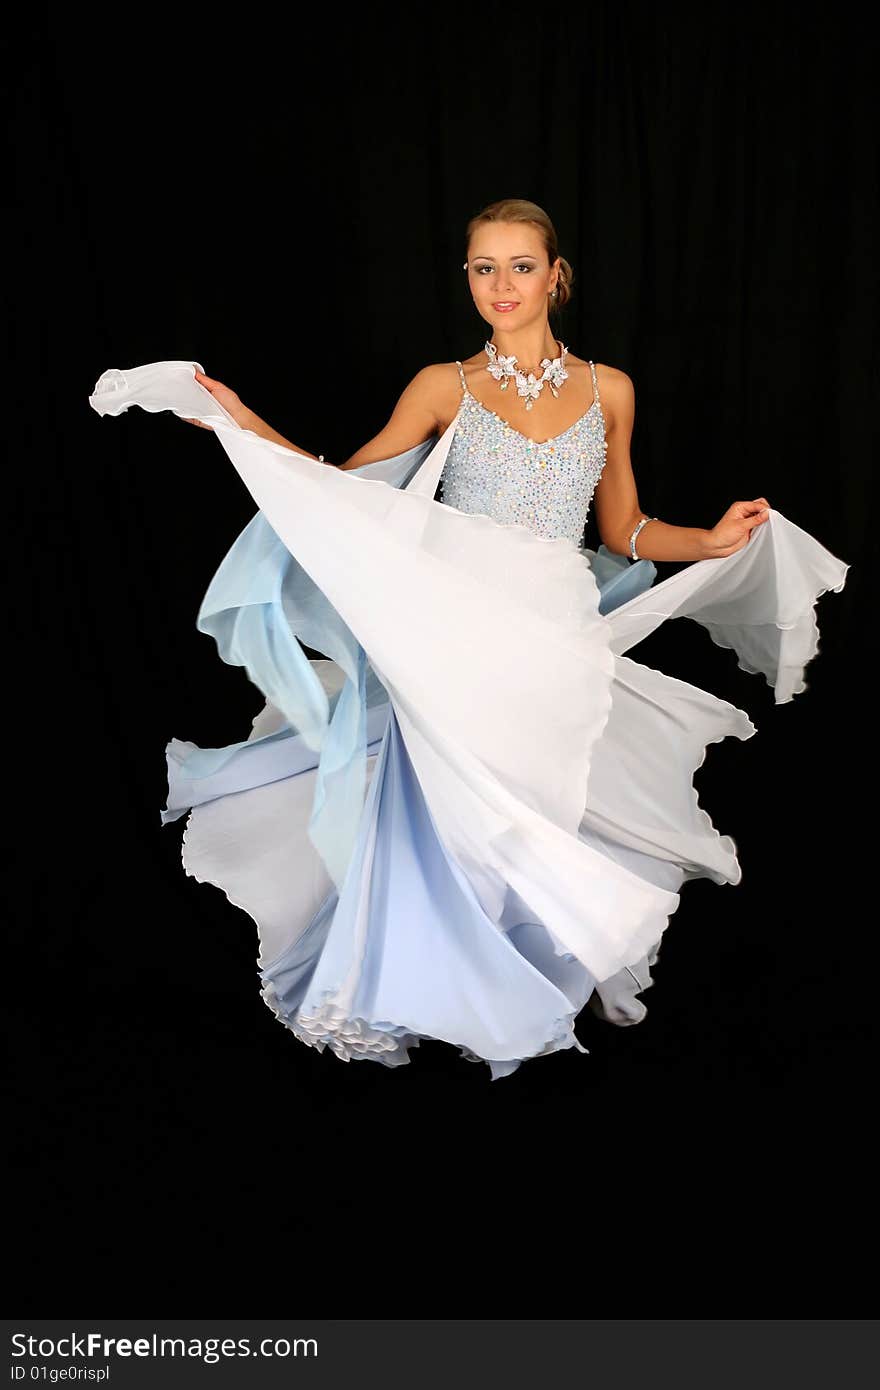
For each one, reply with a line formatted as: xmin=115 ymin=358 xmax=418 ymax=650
xmin=90 ymin=361 xmax=850 ymax=1079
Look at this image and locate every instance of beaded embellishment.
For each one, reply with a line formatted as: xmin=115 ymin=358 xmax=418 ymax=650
xmin=439 ymin=360 xmax=609 ymax=550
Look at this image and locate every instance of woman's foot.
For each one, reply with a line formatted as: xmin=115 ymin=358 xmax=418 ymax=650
xmin=587 ymin=943 xmax=661 ymax=1026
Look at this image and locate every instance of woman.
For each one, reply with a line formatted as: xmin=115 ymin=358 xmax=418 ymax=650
xmin=185 ymin=204 xmax=770 ymax=563
xmin=90 ymin=198 xmax=848 ymax=1080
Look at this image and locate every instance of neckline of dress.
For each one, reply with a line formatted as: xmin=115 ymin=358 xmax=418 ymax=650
xmin=462 ymin=388 xmax=601 ymax=448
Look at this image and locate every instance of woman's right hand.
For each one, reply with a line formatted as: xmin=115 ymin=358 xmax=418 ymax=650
xmin=183 ymin=370 xmax=249 ymax=430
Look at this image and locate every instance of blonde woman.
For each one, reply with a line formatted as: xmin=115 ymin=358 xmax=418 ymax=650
xmin=187 ymin=199 xmax=770 ymax=562
xmin=92 ymin=198 xmax=847 ymax=1080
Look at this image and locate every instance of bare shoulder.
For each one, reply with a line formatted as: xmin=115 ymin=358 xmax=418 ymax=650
xmin=592 ymin=362 xmax=635 ymax=430
xmin=418 ymin=360 xmax=469 ymax=435
xmin=389 ymin=361 xmax=459 ymax=434
xmin=335 ymin=362 xmax=455 ymax=469
xmin=593 ymin=361 xmax=634 ymax=395
xmin=414 ymin=361 xmax=462 ymax=392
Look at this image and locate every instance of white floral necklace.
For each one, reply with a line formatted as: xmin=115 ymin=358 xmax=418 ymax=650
xmin=484 ymin=338 xmax=569 ymax=412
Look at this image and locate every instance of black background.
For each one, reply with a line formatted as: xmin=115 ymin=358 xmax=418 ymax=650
xmin=9 ymin=3 xmax=875 ymax=1308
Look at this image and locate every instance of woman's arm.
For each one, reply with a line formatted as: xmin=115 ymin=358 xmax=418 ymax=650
xmin=235 ymin=407 xmax=326 ymax=460
xmin=185 ymin=372 xmax=328 ymax=463
xmin=593 ymin=370 xmax=769 ymax=561
xmin=188 ymin=367 xmax=441 ymax=470
xmin=335 ymin=366 xmax=443 ymax=470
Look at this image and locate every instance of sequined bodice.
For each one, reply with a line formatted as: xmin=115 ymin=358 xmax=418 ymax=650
xmin=439 ymin=359 xmax=609 ymax=550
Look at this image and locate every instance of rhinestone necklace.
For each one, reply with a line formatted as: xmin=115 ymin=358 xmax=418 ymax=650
xmin=484 ymin=338 xmax=570 ymax=412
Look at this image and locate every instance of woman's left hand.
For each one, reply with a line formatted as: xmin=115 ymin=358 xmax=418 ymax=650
xmin=182 ymin=370 xmax=251 ymax=430
xmin=705 ymin=498 xmax=771 ymax=558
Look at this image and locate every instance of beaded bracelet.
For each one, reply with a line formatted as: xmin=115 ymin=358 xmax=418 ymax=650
xmin=629 ymin=516 xmax=657 ymax=560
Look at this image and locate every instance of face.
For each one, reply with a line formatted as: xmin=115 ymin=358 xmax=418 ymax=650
xmin=465 ymin=222 xmax=559 ymax=327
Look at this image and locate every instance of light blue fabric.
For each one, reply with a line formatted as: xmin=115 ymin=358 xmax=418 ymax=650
xmin=161 ymin=439 xmax=436 ymax=892
xmin=260 ymin=702 xmax=598 ymax=1081
xmin=162 ymin=434 xmax=657 ymax=896
xmin=591 ymin=545 xmax=658 ymax=614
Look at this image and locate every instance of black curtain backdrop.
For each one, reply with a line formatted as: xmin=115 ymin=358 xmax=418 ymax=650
xmin=10 ymin=4 xmax=875 ymax=1308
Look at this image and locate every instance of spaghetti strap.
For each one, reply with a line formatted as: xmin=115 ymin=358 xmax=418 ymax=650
xmin=589 ymin=360 xmax=600 ymax=409
xmin=454 ymin=360 xmax=468 ymax=396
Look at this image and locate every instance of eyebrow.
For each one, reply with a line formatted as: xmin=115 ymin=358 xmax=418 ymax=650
xmin=470 ymin=253 xmax=539 ymax=261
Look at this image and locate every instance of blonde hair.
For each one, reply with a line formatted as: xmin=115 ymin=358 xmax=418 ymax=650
xmin=464 ymin=197 xmax=574 ymax=315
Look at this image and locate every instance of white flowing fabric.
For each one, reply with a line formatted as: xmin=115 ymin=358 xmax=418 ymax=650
xmin=90 ymin=360 xmax=850 ymax=996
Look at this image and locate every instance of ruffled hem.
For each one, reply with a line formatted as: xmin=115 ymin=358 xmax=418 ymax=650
xmin=702 ymin=569 xmax=849 ymax=702
xmin=580 ymin=652 xmax=757 ymax=890
xmin=260 ymin=981 xmax=418 ymax=1068
xmin=259 ymin=980 xmax=589 ymax=1081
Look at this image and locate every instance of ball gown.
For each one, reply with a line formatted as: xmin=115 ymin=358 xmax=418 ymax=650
xmin=88 ymin=359 xmax=850 ymax=1080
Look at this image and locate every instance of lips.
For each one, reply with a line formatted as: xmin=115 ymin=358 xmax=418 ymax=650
xmin=492 ymin=302 xmax=519 ymax=311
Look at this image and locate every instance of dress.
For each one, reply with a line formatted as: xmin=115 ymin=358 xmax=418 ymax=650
xmin=88 ymin=359 xmax=850 ymax=1080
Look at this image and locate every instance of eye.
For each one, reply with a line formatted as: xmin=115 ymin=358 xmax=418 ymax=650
xmin=475 ymin=263 xmax=534 ymax=274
